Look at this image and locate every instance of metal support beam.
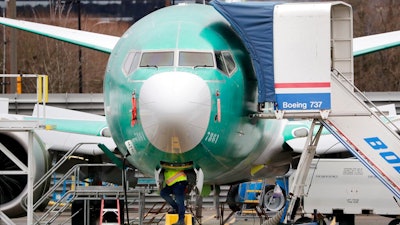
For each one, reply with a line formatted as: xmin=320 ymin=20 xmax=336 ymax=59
xmin=27 ymin=130 xmax=34 ymax=225
xmin=138 ymin=191 xmax=145 ymax=225
xmin=0 ymin=121 xmax=38 ymax=225
xmin=0 ymin=211 xmax=16 ymax=225
xmin=214 ymin=185 xmax=221 ymax=219
xmin=283 ymin=119 xmax=323 ymax=223
xmin=0 ymin=142 xmax=28 ymax=172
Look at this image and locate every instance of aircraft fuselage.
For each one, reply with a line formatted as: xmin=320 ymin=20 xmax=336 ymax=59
xmin=104 ymin=4 xmax=289 ymax=184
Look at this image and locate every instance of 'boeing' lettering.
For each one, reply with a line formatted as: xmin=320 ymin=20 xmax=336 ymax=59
xmin=364 ymin=137 xmax=400 ymax=174
xmin=282 ymin=102 xmax=307 ymax=110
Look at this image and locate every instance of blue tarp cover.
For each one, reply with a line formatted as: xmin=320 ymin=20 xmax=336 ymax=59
xmin=210 ymin=0 xmax=281 ymax=103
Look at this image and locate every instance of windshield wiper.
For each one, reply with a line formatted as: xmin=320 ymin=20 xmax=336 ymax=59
xmin=142 ymin=65 xmax=158 ymax=69
xmin=193 ymin=65 xmax=213 ymax=69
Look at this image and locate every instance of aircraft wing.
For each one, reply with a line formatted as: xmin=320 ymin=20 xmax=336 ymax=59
xmin=0 ymin=17 xmax=119 ymax=53
xmin=353 ymin=30 xmax=400 ymax=56
xmin=31 ymin=104 xmax=116 ymax=154
xmin=35 ymin=129 xmax=116 ymax=155
xmin=1 ymin=17 xmax=399 ymax=56
xmin=33 ymin=104 xmax=110 ymax=137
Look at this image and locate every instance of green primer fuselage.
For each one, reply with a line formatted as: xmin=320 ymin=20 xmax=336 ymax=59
xmin=105 ymin=4 xmax=288 ymax=184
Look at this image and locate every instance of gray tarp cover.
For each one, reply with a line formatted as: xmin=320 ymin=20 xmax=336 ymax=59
xmin=210 ymin=0 xmax=281 ymax=103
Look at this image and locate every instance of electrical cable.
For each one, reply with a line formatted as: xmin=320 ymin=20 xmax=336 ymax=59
xmin=122 ymin=154 xmax=130 ymax=225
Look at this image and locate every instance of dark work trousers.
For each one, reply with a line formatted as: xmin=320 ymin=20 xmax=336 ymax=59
xmin=160 ymin=181 xmax=188 ymax=221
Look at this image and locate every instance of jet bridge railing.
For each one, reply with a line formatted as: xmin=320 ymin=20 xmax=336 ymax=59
xmin=322 ymin=70 xmax=400 ymax=199
xmin=331 ymin=68 xmax=400 ymax=133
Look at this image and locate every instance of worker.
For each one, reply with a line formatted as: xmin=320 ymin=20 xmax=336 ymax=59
xmin=160 ymin=168 xmax=188 ymax=225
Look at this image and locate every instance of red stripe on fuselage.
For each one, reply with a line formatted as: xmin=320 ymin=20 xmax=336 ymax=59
xmin=275 ymin=82 xmax=330 ymax=88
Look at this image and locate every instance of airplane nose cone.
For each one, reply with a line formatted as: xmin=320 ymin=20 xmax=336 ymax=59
xmin=139 ymin=72 xmax=211 ymax=153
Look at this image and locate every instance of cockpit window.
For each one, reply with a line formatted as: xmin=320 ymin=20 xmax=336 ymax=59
xmin=223 ymin=52 xmax=236 ymax=74
xmin=140 ymin=52 xmax=174 ymax=67
xmin=179 ymin=51 xmax=214 ymax=67
xmin=123 ymin=51 xmax=141 ymax=75
xmin=123 ymin=50 xmax=236 ymax=77
xmin=215 ymin=52 xmax=227 ymax=74
xmin=215 ymin=51 xmax=236 ymax=76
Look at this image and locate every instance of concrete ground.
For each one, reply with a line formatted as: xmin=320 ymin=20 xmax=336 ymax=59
xmin=4 ymin=207 xmax=397 ymax=225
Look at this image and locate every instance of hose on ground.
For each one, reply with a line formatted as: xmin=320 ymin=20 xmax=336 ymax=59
xmin=262 ymin=208 xmax=284 ymax=225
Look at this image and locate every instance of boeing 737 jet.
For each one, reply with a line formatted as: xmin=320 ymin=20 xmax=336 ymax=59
xmin=0 ymin=1 xmax=399 ymax=218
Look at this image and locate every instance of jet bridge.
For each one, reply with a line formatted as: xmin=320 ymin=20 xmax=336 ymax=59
xmin=211 ymin=0 xmax=400 ymax=223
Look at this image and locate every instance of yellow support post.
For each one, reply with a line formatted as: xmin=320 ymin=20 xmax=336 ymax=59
xmin=16 ymin=75 xmax=22 ymax=94
xmin=42 ymin=75 xmax=48 ymax=103
xmin=37 ymin=76 xmax=42 ymax=103
xmin=37 ymin=75 xmax=49 ymax=103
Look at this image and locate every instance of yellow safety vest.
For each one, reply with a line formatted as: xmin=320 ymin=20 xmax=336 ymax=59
xmin=165 ymin=169 xmax=187 ymax=186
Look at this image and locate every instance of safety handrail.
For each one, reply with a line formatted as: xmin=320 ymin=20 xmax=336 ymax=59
xmin=33 ymin=142 xmax=105 ymax=191
xmin=33 ymin=163 xmax=122 ymax=225
xmin=331 ymin=68 xmax=400 ymax=138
